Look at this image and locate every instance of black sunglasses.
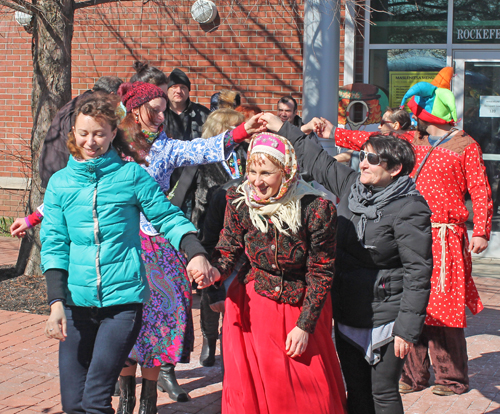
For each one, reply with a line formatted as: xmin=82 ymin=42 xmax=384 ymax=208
xmin=379 ymin=119 xmax=393 ymax=127
xmin=360 ymin=150 xmax=383 ymax=166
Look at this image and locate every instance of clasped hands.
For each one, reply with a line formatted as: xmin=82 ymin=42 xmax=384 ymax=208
xmin=255 ymin=113 xmax=334 ymax=139
xmin=186 ymin=254 xmax=221 ymax=289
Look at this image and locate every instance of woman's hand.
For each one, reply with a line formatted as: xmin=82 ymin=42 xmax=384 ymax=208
xmin=10 ymin=218 xmax=29 ymax=238
xmin=260 ymin=113 xmax=284 ymax=132
xmin=187 ymin=255 xmax=221 ymax=289
xmin=45 ymin=301 xmax=67 ymax=341
xmin=186 ymin=254 xmax=212 ymax=283
xmin=394 ymin=336 xmax=413 ymax=359
xmin=301 ymin=117 xmax=325 ymax=135
xmin=319 ymin=117 xmax=335 ymax=139
xmin=244 ymin=113 xmax=267 ymax=135
xmin=285 ymin=326 xmax=309 ymax=358
xmin=190 ymin=268 xmax=221 ymax=289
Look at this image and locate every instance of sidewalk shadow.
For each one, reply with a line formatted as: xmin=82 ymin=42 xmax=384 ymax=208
xmin=466 ymin=306 xmax=500 ymax=412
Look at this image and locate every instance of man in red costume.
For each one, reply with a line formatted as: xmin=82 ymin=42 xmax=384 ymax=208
xmin=330 ymin=78 xmax=492 ymax=396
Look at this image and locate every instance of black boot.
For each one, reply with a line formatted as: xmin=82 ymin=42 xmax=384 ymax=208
xmin=200 ymin=336 xmax=217 ymax=367
xmin=113 ymin=379 xmax=121 ymax=396
xmin=116 ymin=375 xmax=136 ymax=414
xmin=200 ymin=288 xmax=220 ymax=367
xmin=138 ymin=378 xmax=158 ymax=414
xmin=157 ymin=364 xmax=189 ymax=402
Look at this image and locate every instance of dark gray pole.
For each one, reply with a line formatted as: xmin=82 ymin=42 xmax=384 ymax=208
xmin=303 ymin=0 xmax=340 ymax=126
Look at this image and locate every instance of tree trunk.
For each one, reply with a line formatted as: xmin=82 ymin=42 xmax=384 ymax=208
xmin=15 ymin=0 xmax=74 ymax=276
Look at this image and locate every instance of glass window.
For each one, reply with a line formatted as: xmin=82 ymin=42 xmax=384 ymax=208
xmin=370 ymin=0 xmax=448 ymax=44
xmin=453 ymin=1 xmax=500 ymax=44
xmin=462 ymin=62 xmax=500 ymax=230
xmin=369 ymin=49 xmax=446 ymax=106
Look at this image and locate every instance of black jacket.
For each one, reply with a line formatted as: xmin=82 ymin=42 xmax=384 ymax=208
xmin=165 ymin=99 xmax=210 ymax=218
xmin=278 ymin=122 xmax=433 ymax=343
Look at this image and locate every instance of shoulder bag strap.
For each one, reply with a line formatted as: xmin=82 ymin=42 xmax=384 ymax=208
xmin=413 ymin=128 xmax=457 ymax=183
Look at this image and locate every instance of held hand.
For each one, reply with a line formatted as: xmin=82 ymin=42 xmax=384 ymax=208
xmin=10 ymin=218 xmax=29 ymax=238
xmin=186 ymin=254 xmax=212 ymax=282
xmin=260 ymin=113 xmax=284 ymax=132
xmin=285 ymin=326 xmax=309 ymax=358
xmin=394 ymin=336 xmax=413 ymax=359
xmin=469 ymin=236 xmax=488 ymax=254
xmin=319 ymin=117 xmax=335 ymax=139
xmin=45 ymin=301 xmax=67 ymax=341
xmin=244 ymin=113 xmax=267 ymax=135
xmin=301 ymin=117 xmax=325 ymax=135
xmin=188 ymin=264 xmax=221 ymax=289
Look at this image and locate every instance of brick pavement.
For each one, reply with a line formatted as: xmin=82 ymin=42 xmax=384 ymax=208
xmin=0 ymin=236 xmax=499 ymax=413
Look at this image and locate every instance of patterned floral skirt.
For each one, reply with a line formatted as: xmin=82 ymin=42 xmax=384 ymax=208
xmin=128 ymin=231 xmax=194 ymax=368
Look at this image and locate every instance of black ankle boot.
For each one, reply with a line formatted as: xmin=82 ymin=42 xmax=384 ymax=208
xmin=113 ymin=379 xmax=121 ymax=396
xmin=157 ymin=364 xmax=188 ymax=402
xmin=200 ymin=336 xmax=217 ymax=367
xmin=200 ymin=289 xmax=220 ymax=367
xmin=116 ymin=375 xmax=136 ymax=414
xmin=138 ymin=378 xmax=158 ymax=414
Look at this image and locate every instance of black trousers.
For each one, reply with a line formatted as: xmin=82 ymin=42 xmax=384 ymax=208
xmin=59 ymin=304 xmax=143 ymax=414
xmin=335 ymin=326 xmax=406 ymax=414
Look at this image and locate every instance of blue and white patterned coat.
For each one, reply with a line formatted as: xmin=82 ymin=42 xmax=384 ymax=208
xmin=140 ymin=130 xmax=236 ymax=235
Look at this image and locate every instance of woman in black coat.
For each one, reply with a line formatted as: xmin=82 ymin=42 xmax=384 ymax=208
xmin=261 ymin=114 xmax=433 ymax=414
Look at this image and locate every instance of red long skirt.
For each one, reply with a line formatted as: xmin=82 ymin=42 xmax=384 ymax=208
xmin=222 ymin=280 xmax=347 ymax=414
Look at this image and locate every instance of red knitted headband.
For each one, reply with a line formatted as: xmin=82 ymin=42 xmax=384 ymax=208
xmin=118 ymin=81 xmax=167 ymax=112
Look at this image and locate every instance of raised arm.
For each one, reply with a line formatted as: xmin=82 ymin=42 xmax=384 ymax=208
xmin=269 ymin=117 xmax=358 ymax=199
xmin=146 ymin=114 xmax=265 ymax=174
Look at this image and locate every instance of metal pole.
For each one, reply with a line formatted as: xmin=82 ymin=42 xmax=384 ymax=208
xmin=303 ymin=0 xmax=340 ymax=154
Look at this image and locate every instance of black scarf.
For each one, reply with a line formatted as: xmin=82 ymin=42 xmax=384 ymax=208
xmin=348 ymin=175 xmax=420 ymax=248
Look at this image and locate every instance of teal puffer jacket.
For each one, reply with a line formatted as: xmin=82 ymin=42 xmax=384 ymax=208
xmin=41 ymin=149 xmax=196 ymax=308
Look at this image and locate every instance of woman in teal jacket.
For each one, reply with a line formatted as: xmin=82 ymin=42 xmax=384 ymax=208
xmin=40 ymin=92 xmax=214 ymax=414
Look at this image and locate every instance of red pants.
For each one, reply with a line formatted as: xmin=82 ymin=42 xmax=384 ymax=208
xmin=401 ymin=325 xmax=469 ymax=394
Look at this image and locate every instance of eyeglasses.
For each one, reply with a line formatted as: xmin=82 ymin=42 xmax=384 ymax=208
xmin=359 ymin=150 xmax=383 ymax=166
xmin=379 ymin=119 xmax=393 ymax=127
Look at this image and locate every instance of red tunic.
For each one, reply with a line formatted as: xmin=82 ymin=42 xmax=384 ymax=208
xmin=335 ymin=128 xmax=493 ymax=328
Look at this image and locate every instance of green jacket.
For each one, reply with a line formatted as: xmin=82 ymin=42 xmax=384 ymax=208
xmin=41 ymin=149 xmax=196 ymax=308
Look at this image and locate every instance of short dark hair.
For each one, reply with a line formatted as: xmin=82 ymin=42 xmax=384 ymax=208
xmin=278 ymin=95 xmax=298 ymax=112
xmin=362 ymin=134 xmax=416 ymax=178
xmin=130 ymin=61 xmax=168 ymax=87
xmin=92 ymin=76 xmax=123 ymax=94
xmin=385 ymin=107 xmax=412 ymax=130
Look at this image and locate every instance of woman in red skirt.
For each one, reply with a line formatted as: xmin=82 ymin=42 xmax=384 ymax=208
xmin=193 ymin=133 xmax=347 ymax=414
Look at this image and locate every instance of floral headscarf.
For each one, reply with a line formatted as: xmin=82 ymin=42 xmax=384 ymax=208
xmin=235 ymin=133 xmax=324 ymax=235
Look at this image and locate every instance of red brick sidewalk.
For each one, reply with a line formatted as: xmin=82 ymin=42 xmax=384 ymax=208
xmin=0 ymin=236 xmax=499 ymax=413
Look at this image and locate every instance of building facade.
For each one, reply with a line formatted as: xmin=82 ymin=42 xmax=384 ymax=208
xmin=1 ymin=0 xmax=498 ymax=254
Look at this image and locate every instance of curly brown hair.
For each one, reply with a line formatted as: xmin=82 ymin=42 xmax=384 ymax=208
xmin=67 ymin=92 xmax=152 ymax=165
xmin=67 ymin=92 xmax=122 ymax=159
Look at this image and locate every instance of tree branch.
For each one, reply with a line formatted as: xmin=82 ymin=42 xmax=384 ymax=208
xmin=74 ymin=0 xmax=135 ymax=10
xmin=6 ymin=0 xmax=42 ymax=15
xmin=0 ymin=0 xmax=33 ymax=14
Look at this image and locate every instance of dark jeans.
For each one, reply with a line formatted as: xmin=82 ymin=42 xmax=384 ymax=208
xmin=59 ymin=303 xmax=143 ymax=414
xmin=401 ymin=325 xmax=469 ymax=394
xmin=335 ymin=326 xmax=406 ymax=414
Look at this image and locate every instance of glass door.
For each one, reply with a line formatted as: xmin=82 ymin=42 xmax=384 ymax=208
xmin=454 ymin=51 xmax=500 ymax=256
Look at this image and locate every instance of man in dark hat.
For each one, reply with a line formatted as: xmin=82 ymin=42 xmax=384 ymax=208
xmin=164 ymin=68 xmax=210 ymax=142
xmin=164 ymin=68 xmax=210 ymax=218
